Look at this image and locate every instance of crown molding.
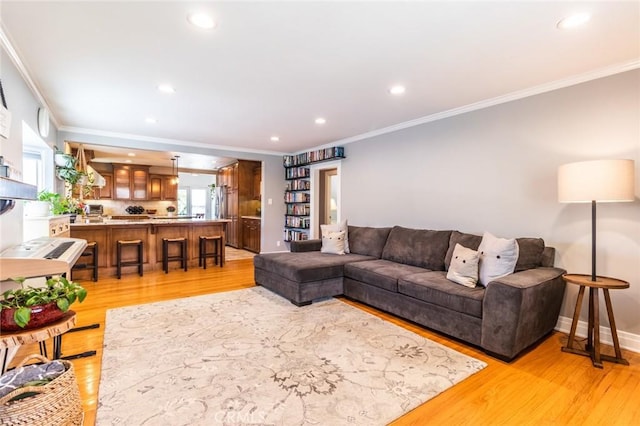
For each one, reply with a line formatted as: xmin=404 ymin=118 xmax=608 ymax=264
xmin=0 ymin=24 xmax=60 ymax=129
xmin=58 ymin=126 xmax=288 ymax=157
xmin=308 ymin=58 xmax=640 ymax=154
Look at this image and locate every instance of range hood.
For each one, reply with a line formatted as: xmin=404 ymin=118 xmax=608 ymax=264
xmin=76 ymin=144 xmax=106 ymax=187
xmin=86 ymin=164 xmax=106 ymax=187
xmin=0 ymin=176 xmax=37 ymax=215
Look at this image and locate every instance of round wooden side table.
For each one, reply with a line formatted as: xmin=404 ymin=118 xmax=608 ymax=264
xmin=0 ymin=311 xmax=76 ymax=373
xmin=561 ymin=274 xmax=629 ymax=368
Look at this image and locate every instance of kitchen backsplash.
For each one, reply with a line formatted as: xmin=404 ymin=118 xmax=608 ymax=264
xmin=89 ymin=200 xmax=177 ymax=216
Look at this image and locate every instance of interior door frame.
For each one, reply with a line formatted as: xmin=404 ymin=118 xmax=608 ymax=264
xmin=309 ymin=160 xmax=342 ymax=239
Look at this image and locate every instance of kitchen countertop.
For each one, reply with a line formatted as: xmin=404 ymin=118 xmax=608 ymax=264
xmin=71 ymin=218 xmax=231 ymax=226
xmin=240 ymin=216 xmax=261 ymax=220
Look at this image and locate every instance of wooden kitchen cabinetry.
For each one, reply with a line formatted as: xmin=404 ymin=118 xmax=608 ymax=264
xmin=81 ymin=172 xmax=113 ymax=200
xmin=218 ymin=160 xmax=261 ymax=248
xmin=242 ymin=217 xmax=261 ymax=253
xmin=97 ymin=173 xmax=113 ymax=199
xmin=148 ymin=174 xmax=177 ymax=201
xmin=114 ymin=164 xmax=150 ymax=200
xmin=162 ymin=175 xmax=177 ymax=200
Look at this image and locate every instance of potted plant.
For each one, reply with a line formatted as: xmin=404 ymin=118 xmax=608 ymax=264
xmin=24 ymin=190 xmax=59 ymax=217
xmin=166 ymin=205 xmax=176 ymax=216
xmin=55 ymin=166 xmax=84 ymax=185
xmin=0 ymin=276 xmax=88 ymax=331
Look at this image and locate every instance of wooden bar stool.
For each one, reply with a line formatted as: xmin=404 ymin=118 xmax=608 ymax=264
xmin=163 ymin=237 xmax=188 ymax=273
xmin=116 ymin=239 xmax=144 ymax=279
xmin=71 ymin=241 xmax=98 ymax=282
xmin=199 ymin=235 xmax=223 ymax=269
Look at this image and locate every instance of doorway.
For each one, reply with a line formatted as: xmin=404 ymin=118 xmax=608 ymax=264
xmin=318 ymin=168 xmax=338 ymax=235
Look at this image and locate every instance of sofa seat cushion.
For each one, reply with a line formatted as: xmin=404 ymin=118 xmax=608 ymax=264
xmin=344 ymin=260 xmax=429 ymax=292
xmin=398 ymin=271 xmax=485 ymax=318
xmin=253 ymin=252 xmax=376 ymax=283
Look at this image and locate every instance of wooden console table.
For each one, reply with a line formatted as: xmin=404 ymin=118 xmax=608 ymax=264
xmin=561 ymin=274 xmax=629 ymax=368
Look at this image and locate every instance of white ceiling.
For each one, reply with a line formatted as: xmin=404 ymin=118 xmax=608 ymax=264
xmin=1 ymin=1 xmax=639 ymax=157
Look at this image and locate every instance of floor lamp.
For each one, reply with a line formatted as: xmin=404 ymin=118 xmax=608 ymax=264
xmin=558 ymin=159 xmax=635 ymax=282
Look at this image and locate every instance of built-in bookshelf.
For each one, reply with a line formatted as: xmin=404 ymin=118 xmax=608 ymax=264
xmin=283 ymin=146 xmax=345 ymax=242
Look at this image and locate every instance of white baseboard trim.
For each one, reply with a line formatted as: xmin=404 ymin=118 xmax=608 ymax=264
xmin=555 ymin=315 xmax=640 ymax=354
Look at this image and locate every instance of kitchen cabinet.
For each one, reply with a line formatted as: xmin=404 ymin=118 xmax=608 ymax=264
xmin=226 ymin=189 xmax=239 ymax=247
xmin=242 ymin=217 xmax=261 ymax=253
xmin=252 ymin=166 xmax=261 ymax=200
xmin=218 ymin=160 xmax=261 ymax=248
xmin=162 ymin=175 xmax=177 ymax=200
xmin=114 ymin=164 xmax=149 ymax=200
xmin=98 ymin=173 xmax=113 ymax=199
xmin=24 ymin=215 xmax=71 ymax=241
xmin=131 ymin=173 xmax=176 ymax=201
xmin=149 ymin=175 xmax=162 ymax=200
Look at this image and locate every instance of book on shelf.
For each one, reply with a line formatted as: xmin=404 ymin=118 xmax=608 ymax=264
xmin=283 ymin=146 xmax=345 ymax=167
xmin=284 ymin=229 xmax=309 ymax=242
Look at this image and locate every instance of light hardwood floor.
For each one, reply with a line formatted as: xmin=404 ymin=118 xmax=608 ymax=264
xmin=8 ymin=259 xmax=640 ymax=425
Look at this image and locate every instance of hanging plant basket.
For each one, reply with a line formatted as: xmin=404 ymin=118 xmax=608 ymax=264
xmin=54 ymin=152 xmax=75 ymax=169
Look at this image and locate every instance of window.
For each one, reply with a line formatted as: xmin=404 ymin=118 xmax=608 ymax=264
xmin=22 ymin=151 xmax=45 ymax=191
xmin=177 ymin=187 xmax=210 ymax=218
xmin=21 ymin=122 xmax=54 ymax=192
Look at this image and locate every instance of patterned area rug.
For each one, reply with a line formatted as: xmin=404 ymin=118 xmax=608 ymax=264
xmin=97 ymin=287 xmax=486 ymax=425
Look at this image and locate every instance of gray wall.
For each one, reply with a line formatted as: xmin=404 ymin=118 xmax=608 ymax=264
xmin=341 ymin=70 xmax=640 ymax=335
xmin=0 ymin=49 xmax=58 ymax=251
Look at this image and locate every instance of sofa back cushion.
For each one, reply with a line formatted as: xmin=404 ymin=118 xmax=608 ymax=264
xmin=444 ymin=231 xmax=546 ymax=272
xmin=381 ymin=226 xmax=452 ymax=270
xmin=348 ymin=226 xmax=392 ymax=258
xmin=514 ymin=238 xmax=545 ymax=271
xmin=444 ymin=231 xmax=483 ymax=270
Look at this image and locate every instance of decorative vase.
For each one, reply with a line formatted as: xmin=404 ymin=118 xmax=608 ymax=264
xmin=0 ymin=302 xmax=65 ymax=331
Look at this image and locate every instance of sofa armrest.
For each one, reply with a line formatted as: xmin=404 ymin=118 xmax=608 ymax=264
xmin=290 ymin=239 xmax=322 ymax=252
xmin=481 ymin=267 xmax=566 ymax=360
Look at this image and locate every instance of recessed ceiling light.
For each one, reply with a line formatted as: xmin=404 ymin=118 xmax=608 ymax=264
xmin=270 ymin=136 xmax=280 ymax=142
xmin=125 ymin=159 xmax=132 ymax=163
xmin=389 ymin=85 xmax=406 ymax=95
xmin=127 ymin=152 xmax=136 ymax=157
xmin=315 ymin=117 xmax=327 ymax=125
xmin=157 ymin=84 xmax=175 ymax=94
xmin=145 ymin=117 xmax=157 ymax=124
xmin=557 ymin=13 xmax=591 ymax=30
xmin=188 ymin=12 xmax=216 ymax=29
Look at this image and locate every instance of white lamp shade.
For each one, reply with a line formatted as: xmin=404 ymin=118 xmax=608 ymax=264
xmin=558 ymin=159 xmax=635 ymax=203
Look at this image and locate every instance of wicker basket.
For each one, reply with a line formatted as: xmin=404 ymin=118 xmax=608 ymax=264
xmin=0 ymin=354 xmax=83 ymax=426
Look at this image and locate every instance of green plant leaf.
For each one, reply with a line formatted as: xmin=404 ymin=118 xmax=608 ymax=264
xmin=56 ymin=298 xmax=70 ymax=312
xmin=14 ymin=307 xmax=31 ymax=328
xmin=77 ymin=288 xmax=88 ymax=303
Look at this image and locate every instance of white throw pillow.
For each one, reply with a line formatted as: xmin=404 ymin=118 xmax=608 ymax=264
xmin=320 ymin=219 xmax=350 ymax=253
xmin=477 ymin=232 xmax=519 ymax=287
xmin=446 ymin=244 xmax=479 ymax=288
xmin=321 ymin=230 xmax=346 ymax=255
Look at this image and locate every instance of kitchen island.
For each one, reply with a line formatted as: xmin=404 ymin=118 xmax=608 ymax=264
xmin=70 ymin=219 xmax=229 ymax=277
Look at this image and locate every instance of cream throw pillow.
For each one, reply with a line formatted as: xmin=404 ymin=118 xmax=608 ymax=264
xmin=477 ymin=232 xmax=519 ymax=287
xmin=321 ymin=230 xmax=346 ymax=255
xmin=446 ymin=243 xmax=479 ymax=288
xmin=320 ymin=220 xmax=349 ymax=253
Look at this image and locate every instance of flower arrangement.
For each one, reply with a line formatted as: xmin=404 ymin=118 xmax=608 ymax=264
xmin=53 ymin=197 xmax=86 ymax=215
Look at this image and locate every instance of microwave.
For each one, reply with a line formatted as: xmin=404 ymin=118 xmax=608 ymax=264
xmin=87 ymin=204 xmax=104 ymax=215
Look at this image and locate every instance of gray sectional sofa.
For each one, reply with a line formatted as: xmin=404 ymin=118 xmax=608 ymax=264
xmin=254 ymin=225 xmax=566 ymax=361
